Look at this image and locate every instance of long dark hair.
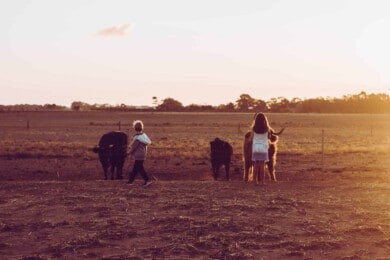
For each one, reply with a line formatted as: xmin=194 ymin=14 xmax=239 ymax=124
xmin=251 ymin=112 xmax=270 ymax=134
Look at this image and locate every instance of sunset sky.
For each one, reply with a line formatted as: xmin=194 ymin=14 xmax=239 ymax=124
xmin=1 ymin=0 xmax=390 ymax=106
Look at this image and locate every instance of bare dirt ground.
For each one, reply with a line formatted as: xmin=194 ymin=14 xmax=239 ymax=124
xmin=0 ymin=112 xmax=389 ymax=259
xmin=1 ymin=159 xmax=389 ymax=259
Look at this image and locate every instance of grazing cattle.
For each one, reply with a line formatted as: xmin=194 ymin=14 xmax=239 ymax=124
xmin=93 ymin=131 xmax=128 ymax=180
xmin=243 ymin=128 xmax=285 ymax=181
xmin=210 ymin=138 xmax=233 ymax=180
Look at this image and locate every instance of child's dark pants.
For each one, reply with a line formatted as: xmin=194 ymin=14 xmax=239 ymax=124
xmin=128 ymin=160 xmax=149 ymax=183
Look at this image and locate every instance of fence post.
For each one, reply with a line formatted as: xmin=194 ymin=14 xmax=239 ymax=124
xmin=118 ymin=121 xmax=121 ymax=130
xmin=321 ymin=129 xmax=324 ymax=173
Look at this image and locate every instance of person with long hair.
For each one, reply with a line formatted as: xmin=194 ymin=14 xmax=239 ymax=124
xmin=250 ymin=112 xmax=271 ymax=185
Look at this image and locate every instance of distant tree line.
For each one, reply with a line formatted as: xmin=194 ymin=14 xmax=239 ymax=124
xmin=1 ymin=91 xmax=389 ymax=113
xmin=0 ymin=103 xmax=68 ymax=112
xmin=161 ymin=92 xmax=390 ymax=113
xmin=69 ymin=102 xmax=155 ymax=112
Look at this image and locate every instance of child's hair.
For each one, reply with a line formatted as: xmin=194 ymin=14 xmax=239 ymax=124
xmin=133 ymin=120 xmax=144 ymax=132
xmin=251 ymin=112 xmax=270 ymax=134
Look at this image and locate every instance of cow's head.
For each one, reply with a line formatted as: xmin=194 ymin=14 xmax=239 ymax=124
xmin=210 ymin=138 xmax=224 ymax=151
xmin=92 ymin=144 xmax=114 ymax=153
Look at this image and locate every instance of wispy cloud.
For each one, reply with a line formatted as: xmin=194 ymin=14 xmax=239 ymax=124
xmin=96 ymin=23 xmax=134 ymax=37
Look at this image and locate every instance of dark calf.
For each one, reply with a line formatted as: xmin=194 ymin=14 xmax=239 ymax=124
xmin=210 ymin=138 xmax=233 ymax=180
xmin=93 ymin=131 xmax=128 ymax=180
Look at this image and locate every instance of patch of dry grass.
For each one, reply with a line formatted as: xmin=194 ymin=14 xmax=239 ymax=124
xmin=1 ymin=112 xmax=389 ymax=180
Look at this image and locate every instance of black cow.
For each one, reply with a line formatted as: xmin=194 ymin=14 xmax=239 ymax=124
xmin=93 ymin=131 xmax=128 ymax=180
xmin=210 ymin=138 xmax=233 ymax=180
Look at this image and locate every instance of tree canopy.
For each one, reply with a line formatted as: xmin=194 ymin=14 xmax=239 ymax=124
xmin=2 ymin=91 xmax=389 ymax=113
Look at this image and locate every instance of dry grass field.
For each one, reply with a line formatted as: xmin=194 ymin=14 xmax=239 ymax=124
xmin=0 ymin=111 xmax=389 ymax=259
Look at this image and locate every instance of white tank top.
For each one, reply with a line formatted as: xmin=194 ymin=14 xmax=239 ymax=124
xmin=252 ymin=132 xmax=269 ymax=153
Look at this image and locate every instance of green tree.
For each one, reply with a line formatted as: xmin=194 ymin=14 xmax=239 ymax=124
xmin=253 ymin=99 xmax=268 ymax=112
xmin=268 ymin=97 xmax=291 ymax=112
xmin=71 ymin=101 xmax=90 ymax=111
xmin=156 ymin=98 xmax=183 ymax=111
xmin=236 ymin=94 xmax=255 ymax=111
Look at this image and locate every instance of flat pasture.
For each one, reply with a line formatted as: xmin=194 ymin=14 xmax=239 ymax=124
xmin=0 ymin=111 xmax=389 ymax=259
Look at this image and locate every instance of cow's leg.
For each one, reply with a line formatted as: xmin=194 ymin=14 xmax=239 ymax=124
xmin=252 ymin=161 xmax=258 ymax=183
xmin=212 ymin=163 xmax=219 ymax=180
xmin=117 ymin=167 xmax=123 ymax=180
xmin=243 ymin=170 xmax=248 ymax=181
xmin=110 ymin=165 xmax=115 ymax=180
xmin=267 ymin=160 xmax=276 ymax=181
xmin=243 ymin=158 xmax=248 ymax=181
xmin=248 ymin=165 xmax=253 ymax=182
xmin=116 ymin=160 xmax=124 ymax=180
xmin=268 ymin=145 xmax=277 ymax=181
xmin=225 ymin=162 xmax=230 ymax=181
xmin=248 ymin=165 xmax=255 ymax=182
xmin=101 ymin=165 xmax=108 ymax=180
xmin=99 ymin=152 xmax=110 ymax=180
xmin=101 ymin=161 xmax=109 ymax=180
xmin=243 ymin=171 xmax=249 ymax=181
xmin=243 ymin=158 xmax=252 ymax=181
